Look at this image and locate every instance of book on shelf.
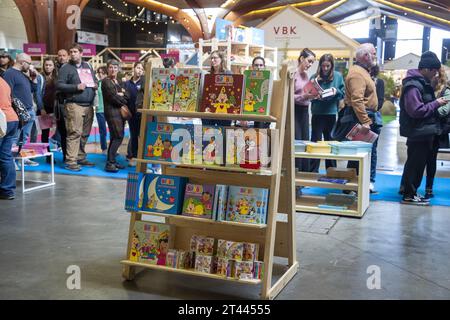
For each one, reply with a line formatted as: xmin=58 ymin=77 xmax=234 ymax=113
xmin=226 ymin=186 xmax=269 ymax=224
xmin=181 ymin=183 xmax=216 ymax=219
xmin=149 ymin=68 xmax=176 ymax=110
xmin=124 ymin=172 xmax=146 ymax=211
xmin=141 ymin=173 xmax=187 ymax=215
xmin=242 ymin=69 xmax=272 ymax=115
xmin=199 ymin=74 xmax=244 ymax=114
xmin=213 ymin=185 xmax=228 ymax=221
xmin=173 ymin=68 xmax=202 ymax=112
xmin=345 ymin=123 xmax=378 ymax=143
xmin=130 ymin=221 xmax=173 ymax=266
xmin=202 ymin=126 xmax=224 ymax=165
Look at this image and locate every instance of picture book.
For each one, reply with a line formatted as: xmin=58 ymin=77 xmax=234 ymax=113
xmin=253 ymin=261 xmax=264 ymax=280
xmin=345 ymin=124 xmax=379 ymax=143
xmin=141 ymin=173 xmax=187 ymax=215
xmin=124 ymin=172 xmax=146 ymax=211
xmin=130 ymin=221 xmax=171 ymax=266
xmin=237 ymin=129 xmax=271 ymax=170
xmin=202 ymin=126 xmax=224 ymax=165
xmin=195 ymin=254 xmax=214 ymax=274
xmin=166 ymin=249 xmax=178 ymax=268
xmin=216 ymin=257 xmax=231 ymax=277
xmin=303 ymin=78 xmax=323 ymax=98
xmin=149 ymin=68 xmax=176 ymax=110
xmin=144 ymin=122 xmax=190 ymax=162
xmin=182 ymin=184 xmax=216 ymax=219
xmin=243 ymin=242 xmax=259 ymax=261
xmin=234 ymin=261 xmax=254 ymax=280
xmin=177 ymin=250 xmax=188 ymax=269
xmin=226 ymin=186 xmax=269 ymax=225
xmin=217 ymin=240 xmax=243 ymax=261
xmin=195 ymin=236 xmax=215 ymax=256
xmin=199 ymin=74 xmax=244 ymax=114
xmin=242 ymin=70 xmax=272 ymax=115
xmin=173 ymin=68 xmax=202 ymax=112
xmin=213 ymin=185 xmax=228 ymax=221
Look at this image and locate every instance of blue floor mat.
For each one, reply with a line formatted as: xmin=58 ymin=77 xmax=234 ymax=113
xmin=302 ymin=173 xmax=450 ymax=207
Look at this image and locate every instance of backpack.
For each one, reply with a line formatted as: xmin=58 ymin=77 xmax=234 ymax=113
xmin=11 ymin=97 xmax=31 ymax=128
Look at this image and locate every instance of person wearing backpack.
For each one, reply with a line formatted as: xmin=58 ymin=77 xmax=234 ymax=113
xmin=0 ymin=77 xmax=19 ymax=200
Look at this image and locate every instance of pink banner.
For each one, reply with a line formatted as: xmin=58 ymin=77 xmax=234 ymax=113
xmin=80 ymin=44 xmax=96 ymax=56
xmin=23 ymin=43 xmax=46 ymax=56
xmin=160 ymin=52 xmax=179 ymax=63
xmin=121 ymin=53 xmax=140 ymax=63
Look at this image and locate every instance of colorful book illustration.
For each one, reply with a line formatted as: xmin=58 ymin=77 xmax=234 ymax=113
xmin=182 ymin=183 xmax=216 ymax=219
xmin=199 ymin=74 xmax=244 ymax=114
xmin=226 ymin=186 xmax=269 ymax=224
xmin=234 ymin=261 xmax=254 ymax=279
xmin=124 ymin=172 xmax=146 ymax=211
xmin=144 ymin=122 xmax=190 ymax=162
xmin=141 ymin=174 xmax=187 ymax=215
xmin=238 ymin=129 xmax=271 ymax=169
xmin=202 ymin=126 xmax=224 ymax=165
xmin=217 ymin=240 xmax=244 ymax=261
xmin=173 ymin=68 xmax=202 ymax=112
xmin=214 ymin=185 xmax=228 ymax=221
xmin=303 ymin=78 xmax=323 ymax=98
xmin=195 ymin=254 xmax=214 ymax=274
xmin=345 ymin=124 xmax=379 ymax=143
xmin=77 ymin=68 xmax=95 ymax=88
xmin=242 ymin=70 xmax=272 ymax=115
xmin=243 ymin=242 xmax=259 ymax=262
xmin=130 ymin=221 xmax=171 ymax=266
xmin=149 ymin=68 xmax=176 ymax=110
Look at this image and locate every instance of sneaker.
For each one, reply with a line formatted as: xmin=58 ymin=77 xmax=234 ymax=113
xmin=401 ymin=195 xmax=430 ymax=206
xmin=114 ymin=163 xmax=126 ymax=170
xmin=65 ymin=164 xmax=82 ymax=172
xmin=105 ymin=163 xmax=119 ymax=173
xmin=369 ymin=182 xmax=378 ymax=194
xmin=416 ymin=194 xmax=431 ymax=202
xmin=425 ymin=189 xmax=434 ymax=199
xmin=0 ymin=193 xmax=15 ymax=200
xmin=24 ymin=159 xmax=39 ymax=166
xmin=77 ymin=159 xmax=95 ymax=167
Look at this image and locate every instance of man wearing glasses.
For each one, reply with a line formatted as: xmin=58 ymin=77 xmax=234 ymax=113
xmin=3 ymin=53 xmax=40 ymax=166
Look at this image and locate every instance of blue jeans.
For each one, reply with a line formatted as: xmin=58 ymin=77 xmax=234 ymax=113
xmin=96 ymin=112 xmax=108 ymax=151
xmin=15 ymin=109 xmax=36 ymax=146
xmin=0 ymin=121 xmax=19 ymax=196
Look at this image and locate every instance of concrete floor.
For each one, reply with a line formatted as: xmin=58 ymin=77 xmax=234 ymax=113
xmin=1 ymin=121 xmax=450 ymax=299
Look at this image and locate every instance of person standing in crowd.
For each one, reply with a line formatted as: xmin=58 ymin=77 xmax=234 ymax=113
xmin=3 ymin=53 xmax=39 ymax=166
xmin=30 ymin=67 xmax=45 ymax=143
xmin=203 ymin=50 xmax=232 ymax=127
xmin=124 ymin=62 xmax=145 ymax=167
xmin=39 ymin=58 xmax=58 ymax=145
xmin=57 ymin=43 xmax=97 ymax=172
xmin=0 ymin=77 xmax=19 ymax=200
xmin=0 ymin=50 xmax=13 ymax=78
xmin=309 ymin=53 xmax=345 ymax=172
xmin=344 ymin=43 xmax=380 ymax=193
xmin=95 ymin=66 xmax=108 ymax=155
xmin=56 ymin=49 xmax=69 ymax=69
xmin=294 ymin=48 xmax=317 ymax=175
xmin=423 ymin=67 xmax=450 ymax=199
xmin=399 ymin=51 xmax=448 ymax=205
xmin=102 ymin=59 xmax=129 ymax=173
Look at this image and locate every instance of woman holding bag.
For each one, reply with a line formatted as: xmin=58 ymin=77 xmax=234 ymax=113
xmin=102 ymin=59 xmax=129 ymax=173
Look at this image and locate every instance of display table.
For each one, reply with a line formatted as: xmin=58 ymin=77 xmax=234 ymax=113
xmin=295 ymin=151 xmax=370 ymax=218
xmin=16 ymin=152 xmax=55 ymax=193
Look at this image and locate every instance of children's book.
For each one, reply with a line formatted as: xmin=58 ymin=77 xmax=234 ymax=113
xmin=144 ymin=122 xmax=190 ymax=162
xmin=173 ymin=68 xmax=202 ymax=112
xmin=149 ymin=68 xmax=176 ymax=110
xmin=345 ymin=124 xmax=379 ymax=143
xmin=234 ymin=261 xmax=254 ymax=279
xmin=243 ymin=242 xmax=259 ymax=262
xmin=242 ymin=70 xmax=272 ymax=115
xmin=195 ymin=236 xmax=215 ymax=256
xmin=202 ymin=126 xmax=224 ymax=165
xmin=130 ymin=221 xmax=172 ymax=266
xmin=226 ymin=186 xmax=269 ymax=225
xmin=199 ymin=74 xmax=244 ymax=114
xmin=237 ymin=129 xmax=271 ymax=170
xmin=303 ymin=78 xmax=323 ymax=98
xmin=213 ymin=185 xmax=228 ymax=221
xmin=217 ymin=240 xmax=243 ymax=261
xmin=182 ymin=184 xmax=216 ymax=219
xmin=141 ymin=174 xmax=187 ymax=215
xmin=195 ymin=255 xmax=214 ymax=274
xmin=124 ymin=172 xmax=146 ymax=211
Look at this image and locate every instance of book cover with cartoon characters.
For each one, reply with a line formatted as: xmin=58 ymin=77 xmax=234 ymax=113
xmin=144 ymin=122 xmax=190 ymax=162
xmin=242 ymin=70 xmax=272 ymax=115
xmin=237 ymin=129 xmax=271 ymax=170
xmin=149 ymin=68 xmax=176 ymax=110
xmin=202 ymin=126 xmax=224 ymax=165
xmin=129 ymin=221 xmax=172 ymax=266
xmin=124 ymin=172 xmax=146 ymax=211
xmin=173 ymin=68 xmax=202 ymax=112
xmin=225 ymin=186 xmax=269 ymax=224
xmin=199 ymin=74 xmax=244 ymax=114
xmin=141 ymin=173 xmax=187 ymax=215
xmin=181 ymin=184 xmax=216 ymax=219
xmin=213 ymin=185 xmax=228 ymax=221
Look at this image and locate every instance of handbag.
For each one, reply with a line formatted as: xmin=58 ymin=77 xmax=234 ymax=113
xmin=12 ymin=97 xmax=31 ymax=127
xmin=331 ymin=105 xmax=359 ymax=141
xmin=120 ymin=105 xmax=132 ymax=120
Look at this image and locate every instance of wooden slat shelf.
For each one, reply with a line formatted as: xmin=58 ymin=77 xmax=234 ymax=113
xmin=296 ymin=195 xmax=359 ymax=217
xmin=295 ymin=172 xmax=358 ymax=191
xmin=132 ymin=210 xmax=267 ymax=229
xmin=138 ymin=109 xmax=278 ymax=122
xmin=295 ymin=152 xmax=367 ymax=161
xmin=120 ymin=260 xmax=262 ymax=285
xmin=135 ymin=158 xmax=274 ymax=176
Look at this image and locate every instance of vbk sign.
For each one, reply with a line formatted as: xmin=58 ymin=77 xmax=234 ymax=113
xmin=273 ymin=26 xmax=297 ymax=35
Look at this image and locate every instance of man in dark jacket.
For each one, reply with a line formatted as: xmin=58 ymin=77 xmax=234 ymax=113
xmin=56 ymin=43 xmax=97 ymax=171
xmin=399 ymin=51 xmax=448 ymax=206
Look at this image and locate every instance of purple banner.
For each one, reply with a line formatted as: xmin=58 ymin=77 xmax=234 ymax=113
xmin=80 ymin=44 xmax=96 ymax=56
xmin=121 ymin=53 xmax=140 ymax=63
xmin=23 ymin=43 xmax=46 ymax=56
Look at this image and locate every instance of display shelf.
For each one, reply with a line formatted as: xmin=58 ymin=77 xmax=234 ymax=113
xmin=131 ymin=210 xmax=268 ymax=229
xmin=295 ymin=151 xmax=368 ymax=161
xmin=296 ymin=195 xmax=359 ymax=217
xmin=295 ymin=172 xmax=358 ymax=191
xmin=138 ymin=109 xmax=278 ymax=123
xmin=121 ymin=260 xmax=262 ymax=285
